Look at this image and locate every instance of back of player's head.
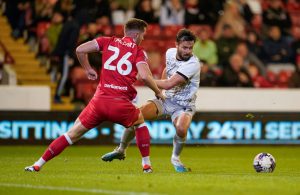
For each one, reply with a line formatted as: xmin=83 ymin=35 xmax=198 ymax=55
xmin=176 ymin=29 xmax=196 ymax=43
xmin=125 ymin=18 xmax=148 ymax=33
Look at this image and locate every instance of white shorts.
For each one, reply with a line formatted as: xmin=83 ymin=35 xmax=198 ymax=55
xmin=149 ymin=98 xmax=196 ymax=122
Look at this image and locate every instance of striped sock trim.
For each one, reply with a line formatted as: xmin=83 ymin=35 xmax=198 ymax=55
xmin=137 ymin=123 xmax=147 ymax=128
xmin=174 ymin=134 xmax=186 ymax=144
xmin=64 ymin=133 xmax=73 ymax=145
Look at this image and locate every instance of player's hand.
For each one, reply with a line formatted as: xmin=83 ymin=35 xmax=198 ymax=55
xmin=155 ymin=91 xmax=166 ymax=102
xmin=86 ymin=69 xmax=98 ymax=80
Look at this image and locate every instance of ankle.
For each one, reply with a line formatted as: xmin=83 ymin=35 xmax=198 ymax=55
xmin=34 ymin=157 xmax=46 ymax=168
xmin=117 ymin=147 xmax=125 ymax=154
xmin=142 ymin=156 xmax=151 ymax=166
xmin=172 ymin=155 xmax=180 ymax=160
xmin=119 ymin=142 xmax=128 ymax=152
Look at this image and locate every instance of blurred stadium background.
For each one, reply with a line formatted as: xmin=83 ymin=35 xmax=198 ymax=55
xmin=0 ymin=0 xmax=300 ymax=194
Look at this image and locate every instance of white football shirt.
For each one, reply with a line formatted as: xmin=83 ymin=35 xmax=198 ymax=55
xmin=164 ymin=48 xmax=201 ymax=107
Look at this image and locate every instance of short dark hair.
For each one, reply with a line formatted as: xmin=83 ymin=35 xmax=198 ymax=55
xmin=125 ymin=18 xmax=148 ymax=33
xmin=176 ymin=29 xmax=196 ymax=43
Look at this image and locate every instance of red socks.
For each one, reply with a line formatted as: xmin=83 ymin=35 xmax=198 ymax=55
xmin=135 ymin=123 xmax=150 ymax=157
xmin=42 ymin=134 xmax=73 ymax=162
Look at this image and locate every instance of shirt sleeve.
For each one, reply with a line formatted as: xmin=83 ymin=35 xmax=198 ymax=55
xmin=95 ymin=36 xmax=110 ymax=51
xmin=176 ymin=60 xmax=200 ymax=80
xmin=135 ymin=48 xmax=148 ymax=66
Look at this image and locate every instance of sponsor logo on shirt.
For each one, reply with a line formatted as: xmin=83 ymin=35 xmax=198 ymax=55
xmin=104 ymin=83 xmax=128 ymax=91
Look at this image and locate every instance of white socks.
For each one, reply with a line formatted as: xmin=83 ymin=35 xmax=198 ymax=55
xmin=142 ymin=156 xmax=151 ymax=166
xmin=119 ymin=126 xmax=136 ymax=152
xmin=34 ymin=157 xmax=46 ymax=168
xmin=172 ymin=134 xmax=186 ymax=158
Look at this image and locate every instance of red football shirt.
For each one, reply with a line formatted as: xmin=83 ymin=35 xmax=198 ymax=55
xmin=94 ymin=36 xmax=148 ymax=101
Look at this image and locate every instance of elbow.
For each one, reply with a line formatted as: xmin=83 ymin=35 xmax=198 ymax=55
xmin=140 ymin=77 xmax=149 ymax=84
xmin=139 ymin=74 xmax=148 ymax=82
xmin=76 ymin=45 xmax=85 ymax=54
xmin=159 ymin=82 xmax=173 ymax=90
xmin=157 ymin=80 xmax=174 ymax=90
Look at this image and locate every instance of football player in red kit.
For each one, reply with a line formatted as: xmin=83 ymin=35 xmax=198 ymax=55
xmin=25 ymin=18 xmax=164 ymax=173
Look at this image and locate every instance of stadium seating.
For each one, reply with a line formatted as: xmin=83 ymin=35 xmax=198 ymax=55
xmin=290 ymin=11 xmax=300 ymax=26
xmin=145 ymin=24 xmax=161 ymax=38
xmin=188 ymin=25 xmax=213 ymax=37
xmin=266 ymin=71 xmax=277 ymax=86
xmin=113 ymin=25 xmax=124 ymax=37
xmin=101 ymin=25 xmax=113 ymax=36
xmin=70 ymin=67 xmax=98 ymax=104
xmin=265 ymin=69 xmax=293 ymax=88
xmin=277 ymin=70 xmax=293 ymax=88
xmin=140 ymin=39 xmax=159 ymax=51
xmin=287 ymin=0 xmax=300 ymax=12
xmin=3 ymin=0 xmax=300 ymax=109
xmin=163 ymin=25 xmax=185 ymax=39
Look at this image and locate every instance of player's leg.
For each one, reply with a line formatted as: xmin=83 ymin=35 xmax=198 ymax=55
xmin=132 ymin=111 xmax=153 ymax=172
xmin=121 ymin=101 xmax=160 ymax=151
xmin=119 ymin=126 xmax=136 ymax=153
xmin=171 ymin=112 xmax=192 ymax=172
xmin=26 ymin=97 xmax=101 ymax=172
xmin=101 ymin=126 xmax=135 ymax=162
xmin=25 ymin=118 xmax=89 ymax=172
xmin=101 ymin=101 xmax=159 ymax=162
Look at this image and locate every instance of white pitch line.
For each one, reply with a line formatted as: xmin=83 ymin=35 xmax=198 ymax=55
xmin=0 ymin=183 xmax=166 ymax=195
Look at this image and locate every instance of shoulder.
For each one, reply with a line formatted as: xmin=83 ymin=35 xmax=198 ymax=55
xmin=190 ymin=55 xmax=201 ymax=66
xmin=135 ymin=46 xmax=148 ymax=63
xmin=166 ymin=48 xmax=177 ymax=57
xmin=177 ymin=55 xmax=201 ymax=77
xmin=95 ymin=36 xmax=114 ymax=47
xmin=137 ymin=45 xmax=146 ymax=52
xmin=137 ymin=46 xmax=147 ymax=57
xmin=186 ymin=56 xmax=201 ymax=71
xmin=95 ymin=36 xmax=113 ymax=42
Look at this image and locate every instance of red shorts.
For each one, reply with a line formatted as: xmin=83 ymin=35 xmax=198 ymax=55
xmin=79 ymin=96 xmax=140 ymax=129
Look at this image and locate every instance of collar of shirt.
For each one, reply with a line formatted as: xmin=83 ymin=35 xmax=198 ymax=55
xmin=122 ymin=36 xmax=135 ymax=43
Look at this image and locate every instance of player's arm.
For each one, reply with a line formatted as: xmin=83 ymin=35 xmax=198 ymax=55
xmin=137 ymin=62 xmax=165 ymax=100
xmin=76 ymin=40 xmax=99 ymax=80
xmin=156 ymin=72 xmax=187 ymax=90
xmin=161 ymin=68 xmax=167 ymax=79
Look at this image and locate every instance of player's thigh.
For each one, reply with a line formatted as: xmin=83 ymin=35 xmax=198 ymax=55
xmin=109 ymin=100 xmax=140 ymax=127
xmin=133 ymin=111 xmax=144 ymax=126
xmin=78 ymin=98 xmax=104 ymax=129
xmin=140 ymin=101 xmax=159 ymax=120
xmin=174 ymin=113 xmax=193 ymax=137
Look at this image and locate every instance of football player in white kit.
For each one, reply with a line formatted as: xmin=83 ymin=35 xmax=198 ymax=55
xmin=102 ymin=29 xmax=201 ymax=173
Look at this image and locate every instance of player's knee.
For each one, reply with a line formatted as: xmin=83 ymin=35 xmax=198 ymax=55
xmin=133 ymin=112 xmax=144 ymax=126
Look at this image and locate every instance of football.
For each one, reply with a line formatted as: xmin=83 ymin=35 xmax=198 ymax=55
xmin=253 ymin=153 xmax=276 ymax=173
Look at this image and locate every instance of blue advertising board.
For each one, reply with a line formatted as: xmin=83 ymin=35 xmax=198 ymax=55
xmin=0 ymin=112 xmax=299 ymax=145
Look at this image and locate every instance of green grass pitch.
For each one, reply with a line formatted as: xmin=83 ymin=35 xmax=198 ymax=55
xmin=0 ymin=145 xmax=299 ymax=195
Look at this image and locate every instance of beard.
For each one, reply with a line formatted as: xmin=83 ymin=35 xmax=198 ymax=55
xmin=178 ymin=53 xmax=192 ymax=61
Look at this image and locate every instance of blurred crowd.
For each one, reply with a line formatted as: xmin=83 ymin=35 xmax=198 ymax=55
xmin=1 ymin=0 xmax=300 ymax=104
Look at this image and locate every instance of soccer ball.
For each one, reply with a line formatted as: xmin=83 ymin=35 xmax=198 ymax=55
xmin=253 ymin=153 xmax=276 ymax=173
